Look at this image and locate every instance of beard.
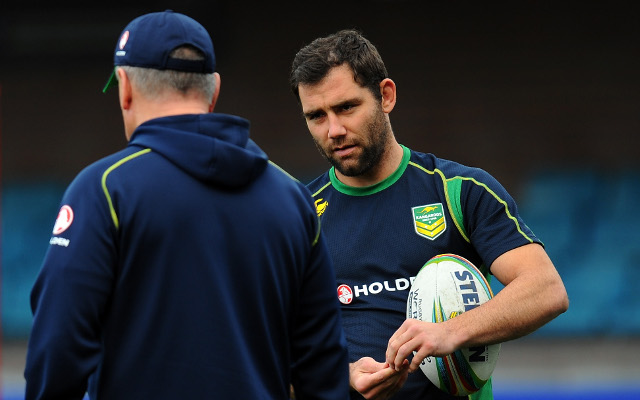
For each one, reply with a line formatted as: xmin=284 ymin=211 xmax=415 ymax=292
xmin=313 ymin=105 xmax=392 ymax=178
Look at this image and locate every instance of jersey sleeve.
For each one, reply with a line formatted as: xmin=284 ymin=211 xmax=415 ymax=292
xmin=461 ymin=169 xmax=540 ymax=268
xmin=25 ymin=166 xmax=118 ymax=399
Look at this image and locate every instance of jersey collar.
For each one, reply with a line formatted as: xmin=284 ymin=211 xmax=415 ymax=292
xmin=329 ymin=145 xmax=410 ymax=196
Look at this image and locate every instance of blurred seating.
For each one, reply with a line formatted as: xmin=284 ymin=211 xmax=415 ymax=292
xmin=1 ymin=181 xmax=65 ymax=338
xmin=517 ymin=169 xmax=640 ymax=336
xmin=1 ymin=172 xmax=639 ymax=338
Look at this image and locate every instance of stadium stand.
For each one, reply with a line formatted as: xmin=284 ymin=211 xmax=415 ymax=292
xmin=1 ymin=172 xmax=639 ymax=399
xmin=2 ymin=171 xmax=639 ymax=339
xmin=517 ymin=169 xmax=640 ymax=336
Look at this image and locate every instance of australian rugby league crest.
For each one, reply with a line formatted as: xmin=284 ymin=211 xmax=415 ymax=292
xmin=412 ymin=203 xmax=446 ymax=240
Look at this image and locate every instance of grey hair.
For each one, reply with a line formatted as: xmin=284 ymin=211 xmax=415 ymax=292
xmin=120 ymin=46 xmax=216 ymax=100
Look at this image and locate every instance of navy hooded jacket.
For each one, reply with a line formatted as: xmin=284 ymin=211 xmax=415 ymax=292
xmin=25 ymin=113 xmax=349 ymax=399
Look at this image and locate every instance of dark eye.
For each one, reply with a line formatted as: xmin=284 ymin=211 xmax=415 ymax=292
xmin=306 ymin=112 xmax=325 ymax=121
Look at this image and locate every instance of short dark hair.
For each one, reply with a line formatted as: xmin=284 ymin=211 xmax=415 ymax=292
xmin=289 ymin=29 xmax=388 ymax=102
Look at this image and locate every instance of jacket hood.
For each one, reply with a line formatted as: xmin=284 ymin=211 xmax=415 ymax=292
xmin=128 ymin=113 xmax=268 ymax=187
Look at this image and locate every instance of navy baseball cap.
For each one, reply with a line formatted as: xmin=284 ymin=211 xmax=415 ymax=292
xmin=102 ymin=10 xmax=215 ymax=92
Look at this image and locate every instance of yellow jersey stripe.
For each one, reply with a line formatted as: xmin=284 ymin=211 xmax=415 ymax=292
xmin=101 ymin=149 xmax=152 ymax=230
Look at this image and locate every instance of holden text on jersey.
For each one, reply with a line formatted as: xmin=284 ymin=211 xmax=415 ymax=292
xmin=337 ymin=277 xmax=417 ymax=305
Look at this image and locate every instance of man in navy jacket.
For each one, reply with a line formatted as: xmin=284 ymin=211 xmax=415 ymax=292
xmin=24 ymin=10 xmax=349 ymax=399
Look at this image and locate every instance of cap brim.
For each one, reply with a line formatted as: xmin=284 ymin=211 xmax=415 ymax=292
xmin=102 ymin=68 xmax=117 ymax=93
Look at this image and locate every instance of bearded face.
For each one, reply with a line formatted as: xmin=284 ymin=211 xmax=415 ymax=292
xmin=312 ymin=103 xmax=391 ymax=178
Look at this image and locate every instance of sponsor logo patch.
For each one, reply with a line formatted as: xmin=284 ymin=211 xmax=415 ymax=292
xmin=315 ymin=198 xmax=328 ymax=217
xmin=50 ymin=237 xmax=70 ymax=247
xmin=119 ymin=30 xmax=130 ymax=50
xmin=116 ymin=30 xmax=130 ymax=56
xmin=412 ymin=203 xmax=446 ymax=240
xmin=337 ymin=284 xmax=353 ymax=304
xmin=338 ymin=278 xmax=417 ymax=304
xmin=53 ymin=205 xmax=74 ymax=235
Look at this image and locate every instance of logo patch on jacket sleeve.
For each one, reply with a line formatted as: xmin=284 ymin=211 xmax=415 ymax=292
xmin=52 ymin=205 xmax=74 ymax=235
xmin=412 ymin=203 xmax=446 ymax=240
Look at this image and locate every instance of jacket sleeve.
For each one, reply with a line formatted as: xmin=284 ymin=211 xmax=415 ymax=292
xmin=289 ymin=194 xmax=350 ymax=400
xmin=24 ymin=167 xmax=118 ymax=400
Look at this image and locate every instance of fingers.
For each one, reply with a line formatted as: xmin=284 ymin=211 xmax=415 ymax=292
xmin=386 ymin=319 xmax=442 ymax=371
xmin=386 ymin=320 xmax=421 ymax=370
xmin=409 ymin=347 xmax=429 ymax=373
xmin=350 ymin=358 xmax=391 ymax=393
xmin=350 ymin=357 xmax=410 ymax=400
xmin=392 ymin=336 xmax=423 ymax=371
xmin=385 ymin=321 xmax=407 ymax=370
xmin=358 ymin=367 xmax=409 ymax=400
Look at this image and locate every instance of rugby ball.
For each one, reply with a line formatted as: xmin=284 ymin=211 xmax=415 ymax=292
xmin=406 ymin=254 xmax=500 ymax=396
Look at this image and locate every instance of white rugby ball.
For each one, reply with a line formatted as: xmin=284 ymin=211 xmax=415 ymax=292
xmin=406 ymin=254 xmax=500 ymax=396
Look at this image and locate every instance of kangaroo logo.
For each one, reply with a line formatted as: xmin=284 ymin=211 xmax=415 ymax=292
xmin=412 ymin=203 xmax=446 ymax=240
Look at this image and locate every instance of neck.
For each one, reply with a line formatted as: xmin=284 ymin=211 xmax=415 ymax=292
xmin=138 ymin=97 xmax=210 ymax=122
xmin=335 ymin=141 xmax=404 ymax=188
xmin=125 ymin=96 xmax=210 ymax=140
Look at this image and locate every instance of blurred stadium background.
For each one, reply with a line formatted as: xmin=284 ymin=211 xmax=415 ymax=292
xmin=2 ymin=1 xmax=639 ymax=399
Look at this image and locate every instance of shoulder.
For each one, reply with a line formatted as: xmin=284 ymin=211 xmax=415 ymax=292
xmin=68 ymin=147 xmax=148 ymax=191
xmin=259 ymin=161 xmax=324 ymax=218
xmin=407 ymin=149 xmax=503 ymax=189
xmin=264 ymin=160 xmax=311 ymax=195
xmin=306 ymin=171 xmax=332 ymax=198
xmin=408 ymin=149 xmax=482 ymax=178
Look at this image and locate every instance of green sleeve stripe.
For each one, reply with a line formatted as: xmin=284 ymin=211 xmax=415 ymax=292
xmin=443 ymin=175 xmax=468 ymax=242
xmin=408 ymin=162 xmax=470 ymax=243
xmin=312 ymin=181 xmax=332 ymax=198
xmin=268 ymin=160 xmax=300 ymax=182
xmin=101 ymin=148 xmax=152 ymax=230
xmin=267 ymin=160 xmax=324 ymax=248
xmin=449 ymin=175 xmax=534 ymax=244
xmin=312 ymin=217 xmax=322 ymax=247
xmin=266 ymin=161 xmax=322 ymax=247
xmin=311 ymin=181 xmax=332 ymax=247
xmin=408 ymin=162 xmax=534 ymax=245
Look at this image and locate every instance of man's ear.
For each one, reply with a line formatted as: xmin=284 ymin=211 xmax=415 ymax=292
xmin=379 ymin=78 xmax=397 ymax=113
xmin=209 ymin=72 xmax=221 ymax=113
xmin=117 ymin=67 xmax=133 ymax=110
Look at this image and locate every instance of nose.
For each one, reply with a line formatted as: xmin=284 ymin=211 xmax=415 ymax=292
xmin=327 ymin=114 xmax=347 ymax=139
